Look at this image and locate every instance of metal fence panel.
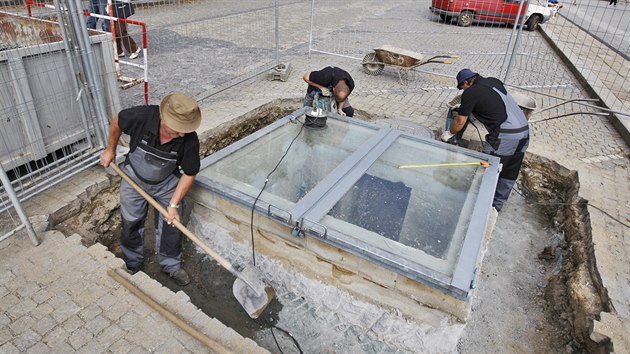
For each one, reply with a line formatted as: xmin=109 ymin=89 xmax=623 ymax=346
xmin=0 ymin=10 xmax=117 ymax=221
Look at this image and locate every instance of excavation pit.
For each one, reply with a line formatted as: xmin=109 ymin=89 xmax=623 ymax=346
xmin=49 ymin=100 xmax=608 ymax=353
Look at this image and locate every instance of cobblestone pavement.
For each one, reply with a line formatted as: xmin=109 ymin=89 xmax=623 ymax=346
xmin=0 ymin=228 xmax=266 ymax=353
xmin=2 ymin=0 xmax=630 ymax=353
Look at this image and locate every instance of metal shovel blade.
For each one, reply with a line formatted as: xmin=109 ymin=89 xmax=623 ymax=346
xmin=232 ymin=266 xmax=275 ymax=319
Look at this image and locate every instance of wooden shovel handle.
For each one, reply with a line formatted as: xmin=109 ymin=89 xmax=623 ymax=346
xmin=109 ymin=163 xmax=240 ymax=277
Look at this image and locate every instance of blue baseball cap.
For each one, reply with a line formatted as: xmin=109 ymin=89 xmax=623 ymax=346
xmin=456 ymin=69 xmax=477 ymax=89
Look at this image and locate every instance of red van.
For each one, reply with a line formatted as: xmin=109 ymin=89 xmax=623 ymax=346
xmin=430 ymin=0 xmax=552 ymax=31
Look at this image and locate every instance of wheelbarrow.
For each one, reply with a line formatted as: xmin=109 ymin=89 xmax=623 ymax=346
xmin=362 ymin=45 xmax=458 ymax=84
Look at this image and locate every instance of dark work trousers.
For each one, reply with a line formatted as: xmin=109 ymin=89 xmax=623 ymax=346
xmin=86 ymin=0 xmax=110 ymax=32
xmin=114 ymin=21 xmax=138 ymax=55
xmin=303 ymin=90 xmax=354 ymax=117
xmin=483 ymin=137 xmax=529 ymax=211
xmin=119 ymin=163 xmax=183 ymax=273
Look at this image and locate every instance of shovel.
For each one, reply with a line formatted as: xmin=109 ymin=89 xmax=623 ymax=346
xmin=109 ymin=163 xmax=275 ymax=319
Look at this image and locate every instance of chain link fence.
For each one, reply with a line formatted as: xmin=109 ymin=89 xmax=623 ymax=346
xmin=1 ymin=0 xmax=627 ymax=239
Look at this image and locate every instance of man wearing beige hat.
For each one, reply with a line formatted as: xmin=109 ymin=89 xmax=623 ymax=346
xmin=100 ymin=93 xmax=201 ymax=286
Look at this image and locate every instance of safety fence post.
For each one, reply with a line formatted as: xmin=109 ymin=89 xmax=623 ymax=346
xmin=0 ymin=166 xmax=39 ymax=246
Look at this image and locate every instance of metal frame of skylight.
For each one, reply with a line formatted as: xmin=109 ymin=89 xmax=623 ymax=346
xmin=197 ymin=107 xmax=501 ymax=299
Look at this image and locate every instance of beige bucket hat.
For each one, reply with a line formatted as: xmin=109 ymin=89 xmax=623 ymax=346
xmin=159 ymin=93 xmax=201 ymax=133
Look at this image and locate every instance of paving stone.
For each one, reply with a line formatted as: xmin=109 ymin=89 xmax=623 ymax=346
xmin=15 ymin=281 xmax=40 ymax=299
xmin=85 ymin=314 xmax=110 ymax=335
xmin=26 ymin=342 xmax=50 ymax=354
xmin=8 ymin=315 xmax=35 ymax=335
xmin=154 ymin=336 xmax=186 ymax=353
xmin=0 ymin=327 xmax=13 ymax=346
xmin=12 ymin=329 xmax=41 ymax=352
xmin=0 ymin=294 xmax=20 ymax=313
xmin=31 ymin=315 xmax=57 ymax=336
xmin=50 ymin=299 xmax=82 ymax=323
xmin=29 ymin=303 xmax=54 ymax=320
xmin=95 ymin=324 xmax=125 ymax=347
xmin=109 ymin=338 xmax=133 ymax=354
xmin=78 ymin=304 xmax=103 ymax=322
xmin=117 ymin=311 xmax=140 ymax=332
xmin=0 ymin=342 xmax=19 ymax=354
xmin=49 ymin=340 xmax=74 ymax=353
xmin=41 ymin=325 xmax=70 ymax=347
xmin=0 ymin=314 xmax=8 ymax=328
xmin=68 ymin=327 xmax=93 ymax=350
xmin=30 ymin=288 xmax=52 ymax=304
xmin=62 ymin=314 xmax=86 ymax=333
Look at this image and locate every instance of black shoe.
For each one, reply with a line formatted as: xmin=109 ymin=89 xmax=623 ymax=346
xmin=169 ymin=269 xmax=190 ymax=286
xmin=126 ymin=263 xmax=143 ymax=274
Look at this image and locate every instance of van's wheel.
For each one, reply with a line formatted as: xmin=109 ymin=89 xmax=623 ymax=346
xmin=440 ymin=14 xmax=453 ymax=22
xmin=525 ymin=14 xmax=541 ymax=31
xmin=457 ymin=11 xmax=474 ymax=27
xmin=362 ymin=52 xmax=384 ymax=76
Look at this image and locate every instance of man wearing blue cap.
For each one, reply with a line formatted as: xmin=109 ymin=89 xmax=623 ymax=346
xmin=441 ymin=69 xmax=529 ymax=212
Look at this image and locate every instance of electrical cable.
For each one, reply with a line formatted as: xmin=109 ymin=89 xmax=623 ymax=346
xmin=469 ymin=119 xmax=484 ymax=145
xmin=269 ymin=326 xmax=284 ymax=354
xmin=271 ymin=324 xmax=304 ymax=354
xmin=512 ymin=186 xmax=630 ymax=229
xmin=260 ymin=317 xmax=304 ymax=354
xmin=249 ymin=117 xmax=305 ymax=267
xmin=247 ymin=116 xmax=307 ymax=354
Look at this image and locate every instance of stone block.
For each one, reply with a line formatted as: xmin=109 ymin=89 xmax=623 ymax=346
xmin=307 ymin=239 xmax=360 ymax=274
xmin=86 ymin=243 xmax=109 ymax=260
xmin=268 ymin=62 xmax=292 ymax=82
xmin=28 ymin=214 xmax=50 ymax=233
xmin=117 ymin=311 xmax=139 ymax=332
xmin=25 ymin=342 xmax=49 ymax=354
xmin=85 ymin=315 xmax=110 ymax=335
xmin=29 ymin=303 xmax=54 ymax=320
xmin=108 ymin=338 xmax=132 ymax=354
xmin=65 ymin=233 xmax=83 ymax=246
xmin=0 ymin=327 xmax=12 ymax=346
xmin=61 ymin=314 xmax=84 ymax=333
xmin=42 ymin=325 xmax=70 ymax=347
xmin=0 ymin=342 xmax=19 ymax=354
xmin=7 ymin=298 xmax=37 ymax=319
xmin=50 ymin=299 xmax=81 ymax=323
xmin=31 ymin=315 xmax=56 ymax=336
xmin=94 ymin=324 xmax=124 ymax=347
xmin=8 ymin=315 xmax=35 ymax=335
xmin=395 ymin=275 xmax=469 ymax=322
xmin=68 ymin=328 xmax=93 ymax=350
xmin=155 ymin=337 xmax=186 ymax=353
xmin=102 ymin=301 xmax=130 ymax=322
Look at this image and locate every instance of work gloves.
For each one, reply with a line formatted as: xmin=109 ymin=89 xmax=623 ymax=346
xmin=440 ymin=130 xmax=455 ymax=142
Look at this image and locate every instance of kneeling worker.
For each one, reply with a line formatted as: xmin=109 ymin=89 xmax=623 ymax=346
xmin=441 ymin=69 xmax=529 ymax=212
xmin=303 ymin=66 xmax=355 ymax=117
xmin=100 ymin=93 xmax=202 ymax=285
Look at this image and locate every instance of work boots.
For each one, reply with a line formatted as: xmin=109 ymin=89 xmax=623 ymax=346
xmin=169 ymin=269 xmax=190 ymax=286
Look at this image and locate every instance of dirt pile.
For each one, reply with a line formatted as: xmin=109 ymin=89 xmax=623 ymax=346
xmin=521 ymin=154 xmax=612 ymax=353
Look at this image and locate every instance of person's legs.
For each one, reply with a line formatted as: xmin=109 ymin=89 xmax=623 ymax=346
xmin=97 ymin=0 xmax=110 ymax=32
xmin=119 ymin=168 xmax=149 ymax=270
xmin=483 ymin=137 xmax=528 ymax=211
xmin=341 ymin=98 xmax=354 ymax=117
xmin=113 ymin=21 xmax=124 ymax=55
xmin=303 ymin=89 xmax=316 ymax=108
xmin=151 ymin=175 xmax=183 ymax=274
xmin=86 ymin=0 xmax=98 ymax=29
xmin=117 ymin=21 xmax=138 ymax=54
